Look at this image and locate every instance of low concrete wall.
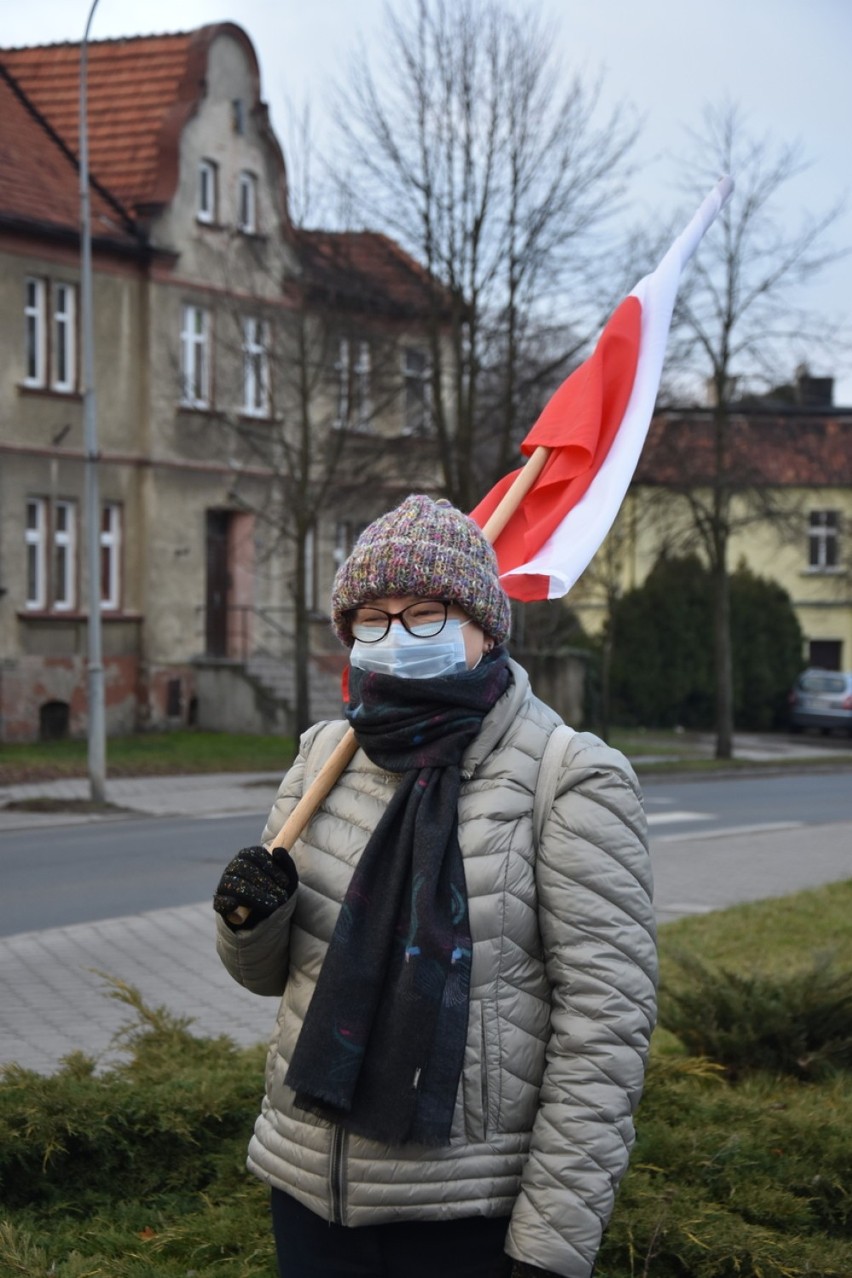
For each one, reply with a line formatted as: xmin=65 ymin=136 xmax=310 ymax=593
xmin=513 ymin=647 xmax=588 ymax=726
xmin=194 ymin=660 xmax=290 ymax=735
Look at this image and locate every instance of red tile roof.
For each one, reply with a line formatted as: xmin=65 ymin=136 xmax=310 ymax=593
xmin=0 ymin=66 xmax=138 ymax=245
xmin=637 ymin=410 xmax=852 ymax=488
xmin=298 ymin=229 xmax=452 ymax=318
xmin=1 ymin=23 xmax=259 ymax=214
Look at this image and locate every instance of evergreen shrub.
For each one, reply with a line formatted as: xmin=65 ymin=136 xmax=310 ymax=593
xmin=608 ymin=554 xmax=804 ymax=729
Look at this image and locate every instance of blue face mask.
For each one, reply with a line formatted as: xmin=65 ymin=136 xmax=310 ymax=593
xmin=350 ymin=619 xmax=472 ymax=679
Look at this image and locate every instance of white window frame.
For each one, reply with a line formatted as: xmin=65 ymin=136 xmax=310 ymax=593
xmin=334 ymin=339 xmax=350 ymax=428
xmin=180 ymin=305 xmax=210 ymax=408
xmin=52 ymin=282 xmax=77 ymax=392
xmin=24 ymin=277 xmax=46 ymax=387
xmin=354 ymin=340 xmax=372 ymax=430
xmin=52 ymin=499 xmax=77 ymax=611
xmin=333 ymin=519 xmax=367 ymax=570
xmin=808 ymin=509 xmax=840 ymax=570
xmin=25 ymin=497 xmax=47 ymax=610
xmin=402 ymin=346 xmax=432 ymax=434
xmin=242 ymin=317 xmax=270 ymax=416
xmin=237 ymin=170 xmax=257 ymax=233
xmin=100 ymin=503 xmax=122 ymax=611
xmin=197 ymin=158 xmax=217 ymax=224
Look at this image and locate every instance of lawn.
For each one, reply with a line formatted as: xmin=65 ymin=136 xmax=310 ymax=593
xmin=0 ymin=730 xmax=296 ymax=784
xmin=1 ymin=882 xmax=850 ymax=1277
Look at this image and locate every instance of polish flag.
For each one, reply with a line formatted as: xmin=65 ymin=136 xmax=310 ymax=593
xmin=470 ymin=176 xmax=734 ymax=600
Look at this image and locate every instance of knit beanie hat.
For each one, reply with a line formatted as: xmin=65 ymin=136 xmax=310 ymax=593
xmin=331 ymin=494 xmax=511 ymax=647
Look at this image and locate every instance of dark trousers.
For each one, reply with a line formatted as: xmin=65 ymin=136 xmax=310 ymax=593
xmin=271 ymin=1188 xmax=513 ymax=1278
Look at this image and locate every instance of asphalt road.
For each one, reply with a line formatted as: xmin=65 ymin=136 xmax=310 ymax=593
xmin=3 ymin=772 xmax=850 ymax=937
xmin=641 ymin=769 xmax=851 ymax=839
xmin=3 ymin=812 xmax=259 ymax=937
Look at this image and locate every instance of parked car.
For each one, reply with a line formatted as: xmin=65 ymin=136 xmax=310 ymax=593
xmin=789 ymin=669 xmax=852 ymax=734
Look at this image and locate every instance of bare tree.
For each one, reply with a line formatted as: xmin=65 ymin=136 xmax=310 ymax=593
xmin=209 ymin=231 xmax=435 ymax=736
xmin=331 ymin=0 xmax=638 ymax=509
xmin=646 ymin=102 xmax=846 ymax=757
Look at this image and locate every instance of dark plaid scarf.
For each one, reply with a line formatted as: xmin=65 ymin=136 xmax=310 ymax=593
xmin=286 ymin=648 xmax=511 ymax=1146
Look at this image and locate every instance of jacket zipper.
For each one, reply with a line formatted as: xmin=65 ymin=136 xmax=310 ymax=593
xmin=480 ymin=1002 xmax=489 ymax=1139
xmin=330 ymin=1124 xmax=347 ymax=1224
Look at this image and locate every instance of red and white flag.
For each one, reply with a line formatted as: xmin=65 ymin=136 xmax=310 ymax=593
xmin=470 ymin=176 xmax=734 ymax=600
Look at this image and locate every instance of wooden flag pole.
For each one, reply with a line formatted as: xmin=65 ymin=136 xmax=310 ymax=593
xmin=227 ymin=455 xmax=549 ymax=924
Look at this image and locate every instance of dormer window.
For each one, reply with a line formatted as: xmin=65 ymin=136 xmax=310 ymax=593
xmin=198 ymin=159 xmax=218 ymax=224
xmin=237 ymin=171 xmax=257 ymax=233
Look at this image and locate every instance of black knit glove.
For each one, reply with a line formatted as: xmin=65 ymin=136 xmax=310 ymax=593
xmin=512 ymin=1263 xmax=564 ymax=1278
xmin=213 ymin=845 xmax=298 ymax=927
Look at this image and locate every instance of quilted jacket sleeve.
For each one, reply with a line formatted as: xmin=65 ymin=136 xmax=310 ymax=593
xmin=214 ymin=726 xmax=319 ymax=997
xmin=505 ymin=733 xmax=658 ymax=1278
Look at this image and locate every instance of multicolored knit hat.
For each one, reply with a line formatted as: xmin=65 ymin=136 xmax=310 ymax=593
xmin=331 ymin=494 xmax=511 ymax=647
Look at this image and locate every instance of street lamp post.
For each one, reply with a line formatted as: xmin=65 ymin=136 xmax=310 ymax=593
xmin=80 ymin=0 xmax=106 ymax=803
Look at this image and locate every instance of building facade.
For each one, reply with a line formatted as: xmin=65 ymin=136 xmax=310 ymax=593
xmin=0 ymin=25 xmax=444 ymax=742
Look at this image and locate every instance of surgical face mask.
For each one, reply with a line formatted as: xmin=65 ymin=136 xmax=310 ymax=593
xmin=350 ymin=619 xmax=472 ymax=679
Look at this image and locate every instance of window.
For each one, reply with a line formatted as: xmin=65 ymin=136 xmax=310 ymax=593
xmin=237 ymin=171 xmax=257 ymax=233
xmin=808 ymin=510 xmax=840 ymax=569
xmin=23 ymin=279 xmax=77 ymax=391
xmin=52 ymin=283 xmax=76 ymax=392
xmin=402 ymin=346 xmax=432 ymax=434
xmin=180 ymin=305 xmax=210 ymax=408
xmin=232 ymin=98 xmax=245 ymax=135
xmin=197 ymin=159 xmax=218 ymax=224
xmin=100 ymin=503 xmax=121 ymax=610
xmin=335 ymin=339 xmax=372 ymax=430
xmin=335 ymin=339 xmax=351 ymax=427
xmin=808 ymin=639 xmax=842 ymax=671
xmin=354 ymin=341 xmax=371 ymax=429
xmin=333 ymin=519 xmax=368 ymax=569
xmin=25 ymin=498 xmax=78 ymax=611
xmin=52 ymin=500 xmax=77 ymax=610
xmin=24 ymin=277 xmax=46 ymax=387
xmin=25 ymin=497 xmax=47 ymax=609
xmin=242 ymin=317 xmax=269 ymax=415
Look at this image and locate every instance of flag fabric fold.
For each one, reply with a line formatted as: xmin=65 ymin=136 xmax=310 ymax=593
xmin=470 ymin=175 xmax=734 ymax=600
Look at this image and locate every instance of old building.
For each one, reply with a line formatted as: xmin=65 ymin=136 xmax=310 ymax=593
xmin=0 ymin=24 xmax=444 ymax=742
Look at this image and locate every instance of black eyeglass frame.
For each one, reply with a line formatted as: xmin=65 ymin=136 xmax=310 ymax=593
xmin=348 ymin=599 xmax=454 ymax=643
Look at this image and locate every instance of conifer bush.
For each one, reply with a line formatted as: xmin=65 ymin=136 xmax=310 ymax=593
xmin=659 ymin=952 xmax=852 ymax=1080
xmin=2 ymin=906 xmax=851 ymax=1278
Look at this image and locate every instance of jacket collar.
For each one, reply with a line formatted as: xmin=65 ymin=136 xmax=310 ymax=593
xmin=461 ymin=658 xmax=529 ymax=778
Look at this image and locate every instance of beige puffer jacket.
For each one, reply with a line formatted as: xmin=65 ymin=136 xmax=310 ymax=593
xmin=216 ymin=660 xmax=657 ymax=1278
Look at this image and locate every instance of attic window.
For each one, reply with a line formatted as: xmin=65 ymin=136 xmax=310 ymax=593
xmin=197 ymin=159 xmax=218 ymax=224
xmin=232 ymin=98 xmax=245 ymax=134
xmin=237 ymin=171 xmax=257 ymax=234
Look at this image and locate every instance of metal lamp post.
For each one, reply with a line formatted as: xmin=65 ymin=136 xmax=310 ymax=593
xmin=80 ymin=0 xmax=106 ymax=802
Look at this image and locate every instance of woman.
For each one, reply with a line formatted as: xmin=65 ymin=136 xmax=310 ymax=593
xmin=214 ymin=494 xmax=657 ymax=1278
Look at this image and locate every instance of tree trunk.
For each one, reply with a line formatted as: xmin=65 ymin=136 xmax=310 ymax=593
xmin=713 ymin=553 xmax=734 ymax=759
xmin=294 ymin=526 xmax=311 ymax=739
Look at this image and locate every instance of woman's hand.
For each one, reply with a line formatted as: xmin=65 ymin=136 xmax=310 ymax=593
xmin=213 ymin=846 xmax=298 ymax=929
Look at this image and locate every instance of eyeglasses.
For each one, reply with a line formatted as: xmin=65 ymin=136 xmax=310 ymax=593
xmin=349 ymin=599 xmax=452 ymax=643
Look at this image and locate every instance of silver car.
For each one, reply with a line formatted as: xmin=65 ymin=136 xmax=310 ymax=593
xmin=789 ymin=669 xmax=852 ymax=734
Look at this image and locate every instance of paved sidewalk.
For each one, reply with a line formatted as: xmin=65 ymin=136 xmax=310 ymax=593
xmin=0 ymin=770 xmax=283 ymax=832
xmin=1 ymin=902 xmax=279 ymax=1074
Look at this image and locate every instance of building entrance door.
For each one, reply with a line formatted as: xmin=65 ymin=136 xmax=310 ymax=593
xmin=205 ymin=510 xmax=231 ymax=657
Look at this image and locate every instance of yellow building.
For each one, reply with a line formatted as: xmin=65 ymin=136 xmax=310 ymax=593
xmin=570 ymin=374 xmax=852 ymax=672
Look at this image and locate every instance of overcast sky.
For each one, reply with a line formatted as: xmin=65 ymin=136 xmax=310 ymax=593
xmin=6 ymin=0 xmax=851 ymax=402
